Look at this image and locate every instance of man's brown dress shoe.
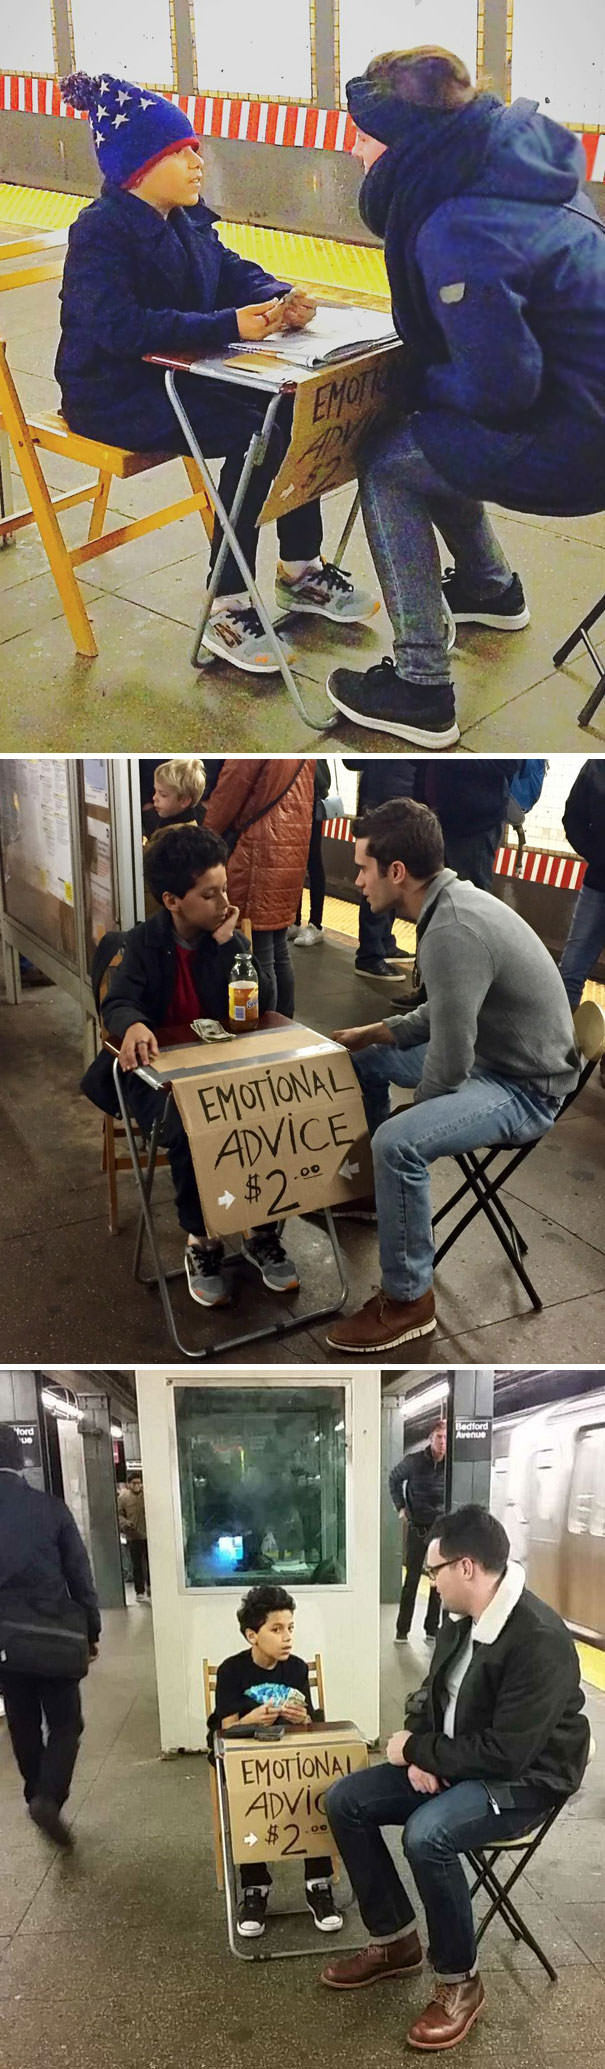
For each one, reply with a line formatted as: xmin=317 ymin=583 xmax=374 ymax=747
xmin=322 ymin=1929 xmax=423 ymax=1989
xmin=407 ymin=1975 xmax=485 ymax=2049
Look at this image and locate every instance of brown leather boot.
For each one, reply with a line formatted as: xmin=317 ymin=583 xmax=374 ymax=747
xmin=321 ymin=1929 xmax=423 ymax=1989
xmin=407 ymin=1975 xmax=485 ymax=2049
xmin=325 ymin=1287 xmax=436 ymax=1353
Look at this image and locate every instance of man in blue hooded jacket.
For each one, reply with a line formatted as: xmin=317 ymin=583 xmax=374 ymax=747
xmin=326 ymin=45 xmax=605 ymax=749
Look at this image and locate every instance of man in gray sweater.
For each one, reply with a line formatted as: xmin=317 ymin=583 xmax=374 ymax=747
xmin=326 ymin=797 xmax=579 ymax=1354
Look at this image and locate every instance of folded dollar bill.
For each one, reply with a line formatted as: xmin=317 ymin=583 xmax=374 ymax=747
xmin=190 ymin=1016 xmax=236 ymax=1042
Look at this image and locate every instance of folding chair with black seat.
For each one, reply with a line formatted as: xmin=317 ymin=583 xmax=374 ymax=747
xmin=466 ymin=1800 xmax=563 ymax=1981
xmin=553 ymin=591 xmax=605 ymax=729
xmin=432 ymin=999 xmax=605 ymax=1313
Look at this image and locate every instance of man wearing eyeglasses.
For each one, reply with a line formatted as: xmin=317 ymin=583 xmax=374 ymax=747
xmin=321 ymin=1505 xmax=589 ymax=2051
xmin=389 ymin=1419 xmax=446 ymax=1643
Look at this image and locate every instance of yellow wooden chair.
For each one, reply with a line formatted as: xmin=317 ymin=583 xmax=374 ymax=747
xmin=0 ymin=232 xmax=215 ymax=658
xmin=203 ymin=1652 xmax=328 ymax=1893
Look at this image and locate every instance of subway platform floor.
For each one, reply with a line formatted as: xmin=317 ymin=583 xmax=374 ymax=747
xmin=1 ymin=1598 xmax=605 ymax=2069
xmin=1 ymin=212 xmax=605 ymax=753
xmin=1 ymin=927 xmax=605 ymax=1366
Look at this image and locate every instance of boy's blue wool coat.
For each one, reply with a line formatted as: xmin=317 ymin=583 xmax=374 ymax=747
xmin=55 ymin=186 xmax=289 ymax=447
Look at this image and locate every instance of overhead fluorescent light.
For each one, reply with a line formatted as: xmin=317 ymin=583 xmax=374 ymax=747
xmin=111 ymin=1423 xmax=123 ymax=1439
xmin=400 ymin=1380 xmax=450 ymax=1420
xmin=41 ymin=1388 xmax=83 ymax=1423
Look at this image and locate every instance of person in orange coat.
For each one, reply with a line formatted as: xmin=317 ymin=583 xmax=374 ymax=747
xmin=204 ymin=760 xmax=315 ymax=1014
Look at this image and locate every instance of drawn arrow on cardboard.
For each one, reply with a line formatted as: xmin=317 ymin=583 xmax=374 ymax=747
xmin=243 ymin=1833 xmax=259 ymax=1847
xmin=338 ymin=1159 xmax=360 ymax=1183
xmin=218 ymin=1190 xmax=236 ymax=1210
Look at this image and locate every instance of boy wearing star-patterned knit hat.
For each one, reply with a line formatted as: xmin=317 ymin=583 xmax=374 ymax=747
xmin=55 ymin=72 xmax=378 ymax=675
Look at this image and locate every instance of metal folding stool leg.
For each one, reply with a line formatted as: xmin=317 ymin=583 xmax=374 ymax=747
xmin=433 ymin=1146 xmax=543 ymax=1312
xmin=113 ymin=1059 xmax=350 ymax=1360
xmin=553 ymin=591 xmax=605 ymax=729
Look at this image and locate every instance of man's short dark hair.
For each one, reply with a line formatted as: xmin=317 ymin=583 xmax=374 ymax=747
xmin=144 ymin=824 xmax=228 ymax=905
xmin=436 ymin=1504 xmax=510 ymax=1573
xmin=0 ymin=1423 xmax=24 ymax=1470
xmin=356 ymin=798 xmax=444 ymax=879
xmin=237 ymin=1584 xmax=296 ymax=1634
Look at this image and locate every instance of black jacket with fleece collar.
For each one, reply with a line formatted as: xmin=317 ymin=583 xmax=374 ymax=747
xmin=403 ymin=1562 xmax=589 ymax=1800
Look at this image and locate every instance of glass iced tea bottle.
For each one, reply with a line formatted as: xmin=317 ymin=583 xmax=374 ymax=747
xmin=228 ymin=945 xmax=259 ymax=1031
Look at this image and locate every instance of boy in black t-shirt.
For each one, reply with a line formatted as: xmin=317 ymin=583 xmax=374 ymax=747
xmin=213 ymin=1584 xmax=342 ymax=1938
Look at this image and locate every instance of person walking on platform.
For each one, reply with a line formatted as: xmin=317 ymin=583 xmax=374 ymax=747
xmin=118 ymin=1474 xmax=150 ymax=1602
xmin=559 ymin=761 xmax=605 ymax=1011
xmin=321 ymin=1505 xmax=590 ymax=2049
xmin=344 ymin=760 xmax=417 ymax=976
xmin=390 ymin=1420 xmax=446 ymax=1641
xmin=327 ymin=46 xmax=605 ymax=748
xmin=0 ymin=1424 xmax=101 ymax=1849
xmin=326 ymin=797 xmax=579 ymax=1354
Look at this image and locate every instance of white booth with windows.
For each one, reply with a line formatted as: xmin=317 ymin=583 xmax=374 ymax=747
xmin=136 ymin=1367 xmax=382 ymax=1752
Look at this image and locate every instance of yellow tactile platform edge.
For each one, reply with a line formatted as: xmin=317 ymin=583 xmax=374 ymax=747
xmin=0 ymin=180 xmax=389 ymax=297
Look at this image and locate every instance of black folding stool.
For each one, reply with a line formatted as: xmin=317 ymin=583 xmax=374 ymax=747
xmin=465 ymin=1801 xmax=563 ymax=1981
xmin=553 ymin=591 xmax=605 ymax=729
xmin=432 ymin=1000 xmax=605 ymax=1314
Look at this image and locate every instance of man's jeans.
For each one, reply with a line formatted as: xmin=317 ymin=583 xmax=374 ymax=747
xmin=559 ymin=884 xmax=605 ymax=1010
xmin=326 ymin=1764 xmax=554 ymax=1979
xmin=358 ymin=418 xmax=512 ymax=686
xmin=353 ymin=1043 xmax=559 ymax=1301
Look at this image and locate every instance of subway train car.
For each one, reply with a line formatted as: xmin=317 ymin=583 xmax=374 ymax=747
xmin=491 ymin=1391 xmax=605 ymax=1647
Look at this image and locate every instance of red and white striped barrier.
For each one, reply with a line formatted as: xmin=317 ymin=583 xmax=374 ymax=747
xmin=1 ymin=76 xmax=603 ymax=171
xmin=322 ymin=817 xmax=587 ymax=889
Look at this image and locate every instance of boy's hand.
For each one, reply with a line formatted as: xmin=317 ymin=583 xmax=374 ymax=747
xmin=212 ymin=900 xmax=239 ymax=945
xmin=332 ymin=1022 xmax=395 ymax=1053
xmin=280 ymin=288 xmax=317 ymax=332
xmin=236 ymin=298 xmax=285 ymax=341
xmin=241 ymin=1703 xmax=280 ymax=1724
xmin=118 ymin=1023 xmax=159 ymax=1071
xmin=279 ymin=1700 xmax=310 ymax=1726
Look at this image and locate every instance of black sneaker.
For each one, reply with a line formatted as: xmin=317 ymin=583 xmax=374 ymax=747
xmin=241 ymin=1230 xmax=300 ymax=1293
xmin=306 ymin=1881 xmax=343 ymax=1932
xmin=237 ymin=1886 xmax=269 ymax=1938
xmin=355 ymin=957 xmax=399 ymax=979
xmin=29 ymin=1796 xmax=73 ymax=1849
xmin=326 ymin=659 xmax=460 ymax=748
xmin=442 ymin=567 xmax=530 ymax=630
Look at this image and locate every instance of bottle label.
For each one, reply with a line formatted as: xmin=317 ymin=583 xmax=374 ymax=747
xmin=229 ymin=980 xmax=259 ymax=1026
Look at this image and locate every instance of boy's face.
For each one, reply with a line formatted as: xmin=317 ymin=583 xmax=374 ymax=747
xmin=162 ymin=863 xmax=230 ymax=936
xmin=131 ymin=141 xmax=204 ymax=215
xmin=246 ymin=1610 xmax=295 ymax=1664
xmin=153 ymin=779 xmax=188 ymax=819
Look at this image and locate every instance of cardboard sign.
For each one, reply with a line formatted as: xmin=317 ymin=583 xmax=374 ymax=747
xmin=164 ymin=1024 xmax=373 ymax=1238
xmin=221 ymin=1723 xmax=368 ymax=1864
xmin=258 ymin=342 xmax=407 ymax=520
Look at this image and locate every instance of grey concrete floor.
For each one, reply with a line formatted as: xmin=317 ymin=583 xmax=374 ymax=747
xmin=1 ymin=225 xmax=605 ymax=753
xmin=1 ymin=931 xmax=604 ymax=1366
xmin=1 ymin=1596 xmax=604 ymax=2069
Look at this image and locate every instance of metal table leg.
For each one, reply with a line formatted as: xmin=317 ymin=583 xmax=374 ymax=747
xmin=164 ymin=370 xmax=337 ymax=732
xmin=113 ymin=1062 xmax=350 ymax=1360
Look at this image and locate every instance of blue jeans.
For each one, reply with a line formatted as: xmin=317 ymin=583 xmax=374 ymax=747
xmin=559 ymin=884 xmax=605 ymax=1009
xmin=358 ymin=419 xmax=512 ymax=685
xmin=252 ymin=926 xmax=294 ymax=1017
xmin=325 ymin=1764 xmax=554 ymax=1978
xmin=353 ymin=1043 xmax=559 ymax=1301
xmin=357 ymin=899 xmax=398 ymax=964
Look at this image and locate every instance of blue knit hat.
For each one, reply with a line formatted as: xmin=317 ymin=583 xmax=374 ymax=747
xmin=60 ymin=72 xmax=198 ymax=188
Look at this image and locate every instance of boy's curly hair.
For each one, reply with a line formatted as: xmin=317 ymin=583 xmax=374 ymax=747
xmin=237 ymin=1584 xmax=295 ymax=1634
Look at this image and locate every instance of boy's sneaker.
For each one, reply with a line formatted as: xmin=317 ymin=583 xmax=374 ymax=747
xmin=306 ymin=1881 xmax=343 ymax=1932
xmin=237 ymin=1887 xmax=269 ymax=1938
xmin=442 ymin=567 xmax=530 ymax=630
xmin=326 ymin=658 xmax=460 ymax=748
xmin=294 ymin=923 xmax=323 ymax=946
xmin=275 ymin=560 xmax=379 ymax=625
xmin=184 ymin=1240 xmax=230 ymax=1307
xmin=202 ymin=603 xmax=296 ymax=675
xmin=241 ymin=1230 xmax=300 ymax=1293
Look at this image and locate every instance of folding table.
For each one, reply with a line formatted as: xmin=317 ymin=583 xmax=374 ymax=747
xmin=214 ymin=1719 xmax=367 ymax=1961
xmin=148 ymin=332 xmax=405 ymax=728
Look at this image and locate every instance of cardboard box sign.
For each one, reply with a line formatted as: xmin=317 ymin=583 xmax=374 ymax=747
xmin=221 ymin=1723 xmax=369 ymax=1864
xmin=162 ymin=1025 xmax=374 ymax=1238
xmin=257 ymin=342 xmax=407 ymax=521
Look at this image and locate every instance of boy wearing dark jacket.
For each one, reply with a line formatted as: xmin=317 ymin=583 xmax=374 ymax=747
xmin=326 ymin=45 xmax=605 ymax=748
xmin=322 ymin=1506 xmax=590 ymax=2051
xmin=559 ymin=759 xmax=605 ymax=1008
xmin=82 ymin=824 xmax=300 ymax=1306
xmin=56 ymin=72 xmax=376 ymax=675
